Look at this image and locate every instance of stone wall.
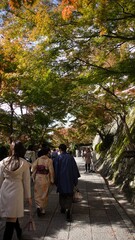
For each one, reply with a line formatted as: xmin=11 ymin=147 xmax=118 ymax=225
xmin=93 ymin=108 xmax=135 ymax=206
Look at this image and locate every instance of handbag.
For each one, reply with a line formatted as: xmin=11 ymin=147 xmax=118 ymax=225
xmin=24 ymin=207 xmax=36 ymax=231
xmin=73 ymin=187 xmax=83 ymax=203
xmin=25 ymin=217 xmax=36 ymax=231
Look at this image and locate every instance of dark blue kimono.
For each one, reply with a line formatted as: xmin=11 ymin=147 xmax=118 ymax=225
xmin=54 ymin=152 xmax=80 ymax=194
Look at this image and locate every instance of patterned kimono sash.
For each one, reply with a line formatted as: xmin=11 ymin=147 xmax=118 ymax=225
xmin=36 ymin=165 xmax=49 ymax=175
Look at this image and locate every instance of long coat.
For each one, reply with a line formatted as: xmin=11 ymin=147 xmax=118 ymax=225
xmin=54 ymin=152 xmax=80 ymax=194
xmin=84 ymin=150 xmax=92 ymax=164
xmin=0 ymin=157 xmax=31 ymax=218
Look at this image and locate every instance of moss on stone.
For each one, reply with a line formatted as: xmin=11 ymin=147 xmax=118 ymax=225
xmin=96 ymin=108 xmax=135 ymax=206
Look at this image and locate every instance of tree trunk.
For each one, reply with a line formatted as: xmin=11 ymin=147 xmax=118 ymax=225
xmin=10 ymin=102 xmax=14 ymax=134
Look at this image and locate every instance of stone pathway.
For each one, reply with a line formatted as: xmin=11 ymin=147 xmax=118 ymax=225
xmin=0 ymin=157 xmax=135 ymax=240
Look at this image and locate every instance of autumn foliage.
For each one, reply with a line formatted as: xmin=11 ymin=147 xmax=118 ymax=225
xmin=9 ymin=0 xmax=34 ymax=9
xmin=8 ymin=0 xmax=78 ymax=20
xmin=61 ymin=0 xmax=79 ymax=20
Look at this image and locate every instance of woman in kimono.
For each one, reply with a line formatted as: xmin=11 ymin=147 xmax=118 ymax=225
xmin=0 ymin=141 xmax=32 ymax=240
xmin=31 ymin=146 xmax=54 ymax=217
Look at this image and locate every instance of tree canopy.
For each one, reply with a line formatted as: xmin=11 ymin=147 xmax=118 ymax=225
xmin=0 ymin=0 xmax=135 ymax=146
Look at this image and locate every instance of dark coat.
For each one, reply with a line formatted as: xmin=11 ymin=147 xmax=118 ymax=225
xmin=54 ymin=152 xmax=80 ymax=194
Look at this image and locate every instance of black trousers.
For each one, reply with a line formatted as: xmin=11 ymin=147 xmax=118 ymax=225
xmin=85 ymin=163 xmax=90 ymax=171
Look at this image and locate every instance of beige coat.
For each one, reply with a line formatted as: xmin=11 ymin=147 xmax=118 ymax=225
xmin=0 ymin=157 xmax=31 ymax=218
xmin=84 ymin=150 xmax=92 ymax=164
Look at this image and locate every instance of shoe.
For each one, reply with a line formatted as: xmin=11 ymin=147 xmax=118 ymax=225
xmin=61 ymin=208 xmax=66 ymax=214
xmin=66 ymin=209 xmax=72 ymax=222
xmin=90 ymin=170 xmax=95 ymax=173
xmin=41 ymin=209 xmax=46 ymax=214
xmin=37 ymin=208 xmax=41 ymax=217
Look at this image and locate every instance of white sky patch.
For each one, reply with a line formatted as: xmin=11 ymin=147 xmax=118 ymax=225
xmin=0 ymin=103 xmax=26 ymax=115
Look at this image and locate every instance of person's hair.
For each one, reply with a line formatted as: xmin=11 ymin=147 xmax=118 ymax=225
xmin=14 ymin=141 xmax=26 ymax=158
xmin=9 ymin=136 xmax=13 ymax=143
xmin=27 ymin=144 xmax=34 ymax=151
xmin=40 ymin=146 xmax=51 ymax=157
xmin=4 ymin=141 xmax=26 ymax=170
xmin=42 ymin=143 xmax=47 ymax=148
xmin=59 ymin=144 xmax=67 ymax=152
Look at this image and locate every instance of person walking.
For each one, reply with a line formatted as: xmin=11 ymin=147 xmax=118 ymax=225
xmin=54 ymin=144 xmax=80 ymax=222
xmin=83 ymin=148 xmax=92 ymax=173
xmin=31 ymin=146 xmax=54 ymax=217
xmin=0 ymin=141 xmax=32 ymax=240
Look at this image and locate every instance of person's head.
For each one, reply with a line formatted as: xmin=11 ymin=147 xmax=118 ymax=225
xmin=59 ymin=144 xmax=67 ymax=152
xmin=69 ymin=150 xmax=72 ymax=155
xmin=27 ymin=144 xmax=34 ymax=151
xmin=14 ymin=141 xmax=26 ymax=158
xmin=41 ymin=143 xmax=47 ymax=149
xmin=9 ymin=135 xmax=14 ymax=144
xmin=40 ymin=146 xmax=51 ymax=157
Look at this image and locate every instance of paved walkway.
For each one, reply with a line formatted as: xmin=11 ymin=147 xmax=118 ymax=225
xmin=0 ymin=157 xmax=135 ymax=240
